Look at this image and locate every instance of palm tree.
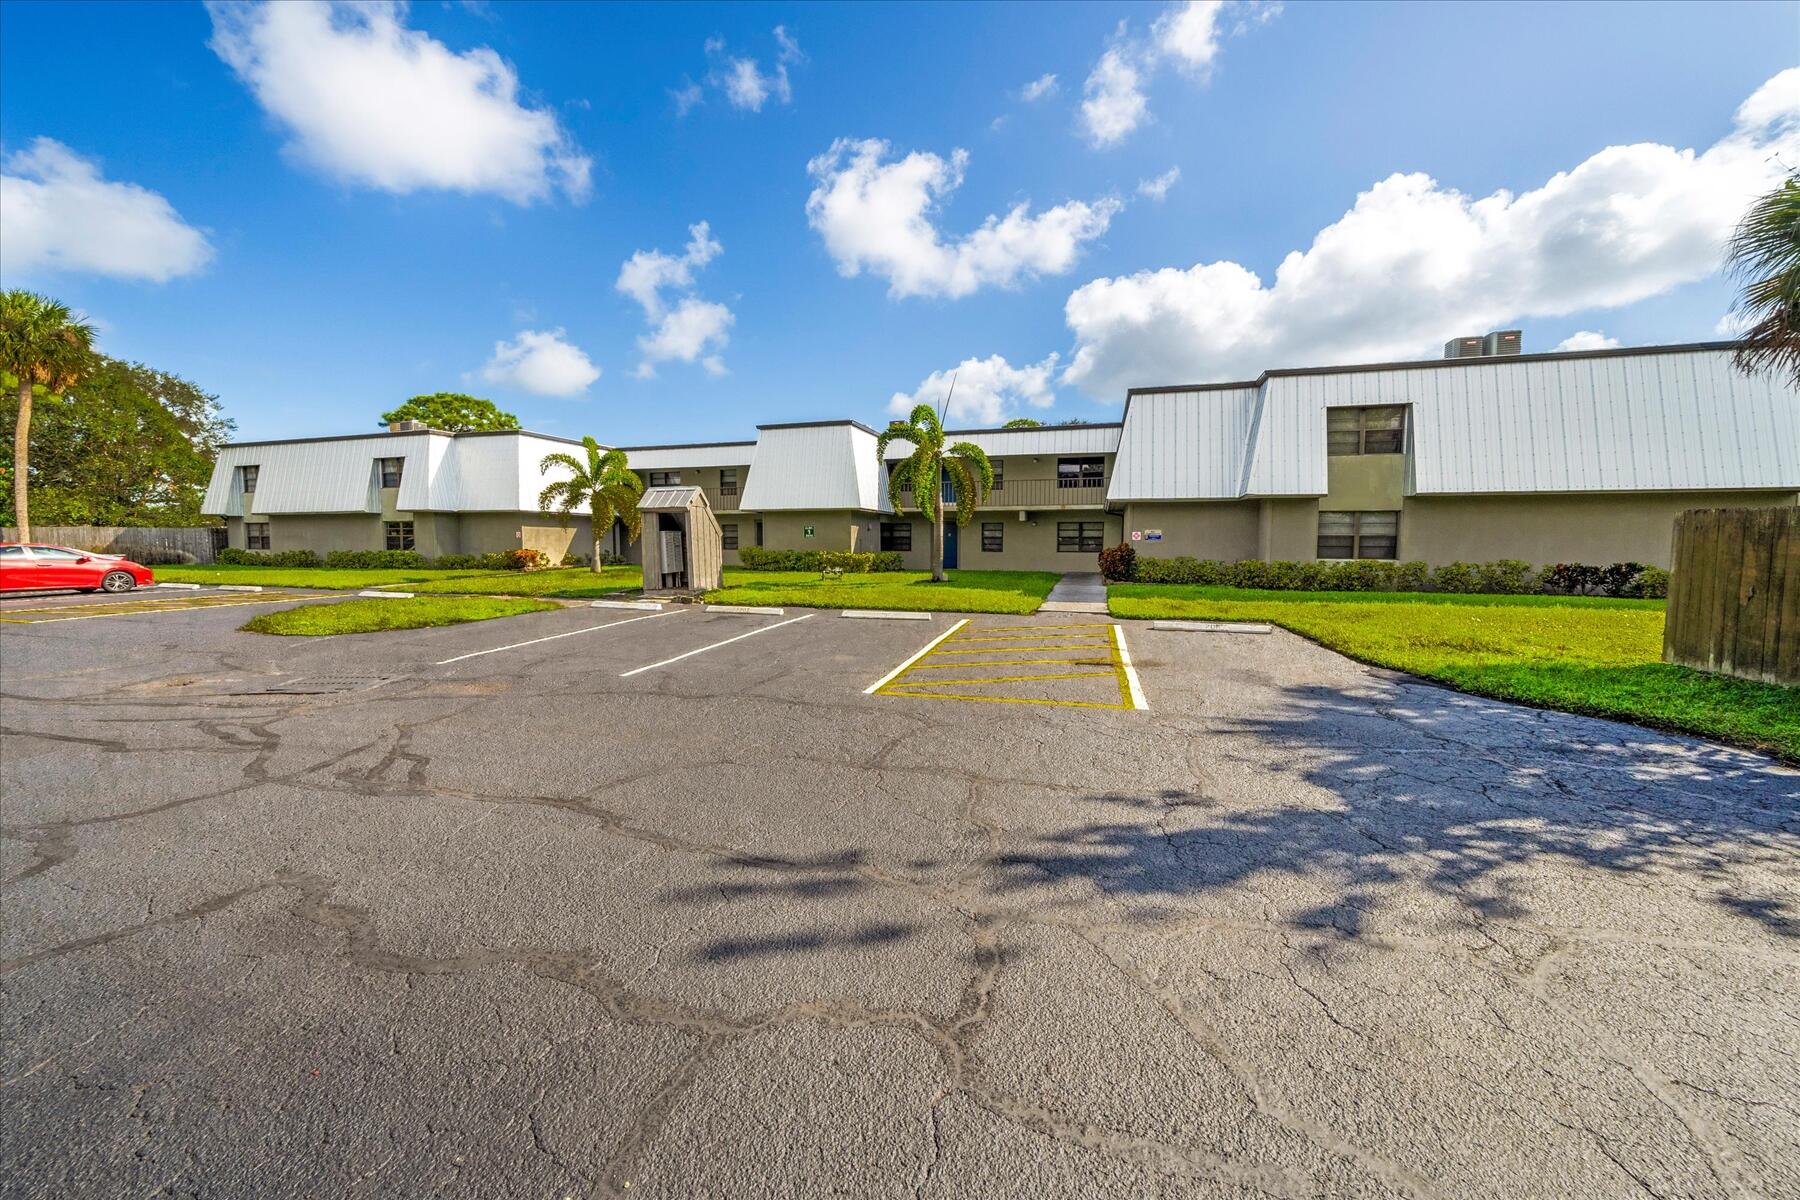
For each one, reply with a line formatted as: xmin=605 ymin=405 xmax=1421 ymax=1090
xmin=538 ymin=436 xmax=644 ymax=574
xmin=1725 ymin=174 xmax=1800 ymax=388
xmin=878 ymin=399 xmax=994 ymax=583
xmin=1 ymin=291 xmax=96 ymax=539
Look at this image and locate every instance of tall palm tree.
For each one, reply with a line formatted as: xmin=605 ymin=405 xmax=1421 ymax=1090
xmin=1726 ymin=174 xmax=1800 ymax=388
xmin=1 ymin=291 xmax=96 ymax=539
xmin=877 ymin=400 xmax=994 ymax=583
xmin=538 ymin=436 xmax=644 ymax=574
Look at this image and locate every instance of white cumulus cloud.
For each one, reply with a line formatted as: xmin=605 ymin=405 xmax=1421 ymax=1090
xmin=703 ymin=27 xmax=801 ymax=112
xmin=888 ymin=354 xmax=1060 ymax=426
xmin=1137 ymin=167 xmax=1181 ymax=201
xmin=1019 ymin=73 xmax=1059 ymax=102
xmin=480 ymin=328 xmax=600 ymax=396
xmin=616 ymin=221 xmax=733 ymax=378
xmin=1079 ymin=45 xmax=1148 ymax=147
xmin=1080 ymin=1 xmax=1275 ymax=148
xmin=0 ymin=139 xmax=213 ymax=282
xmin=207 ymin=0 xmax=590 ymax=204
xmin=806 ymin=138 xmax=1121 ymax=300
xmin=1061 ymin=69 xmax=1800 ymax=398
xmin=1553 ymin=331 xmax=1621 ymax=352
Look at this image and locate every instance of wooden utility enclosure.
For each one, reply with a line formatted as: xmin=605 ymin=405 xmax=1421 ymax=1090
xmin=1663 ymin=507 xmax=1799 ymax=685
xmin=638 ymin=486 xmax=722 ymax=594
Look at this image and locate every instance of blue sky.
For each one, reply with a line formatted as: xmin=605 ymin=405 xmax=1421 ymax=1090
xmin=1 ymin=0 xmax=1794 ymax=444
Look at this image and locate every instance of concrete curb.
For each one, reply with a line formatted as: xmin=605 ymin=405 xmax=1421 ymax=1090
xmin=591 ymin=600 xmax=663 ymax=611
xmin=706 ymin=604 xmax=784 ymax=616
xmin=841 ymin=610 xmax=931 ymax=620
xmin=216 ymin=584 xmax=264 ymax=592
xmin=1150 ymin=620 xmax=1273 ymax=634
xmin=154 ymin=582 xmax=203 ymax=590
xmin=358 ymin=590 xmax=414 ymax=599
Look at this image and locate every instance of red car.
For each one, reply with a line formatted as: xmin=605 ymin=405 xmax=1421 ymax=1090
xmin=0 ymin=543 xmax=156 ymax=593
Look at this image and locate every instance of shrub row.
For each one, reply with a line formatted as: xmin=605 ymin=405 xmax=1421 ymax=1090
xmin=217 ymin=546 xmax=558 ymax=572
xmin=736 ymin=546 xmax=905 ymax=573
xmin=1115 ymin=548 xmax=1668 ymax=599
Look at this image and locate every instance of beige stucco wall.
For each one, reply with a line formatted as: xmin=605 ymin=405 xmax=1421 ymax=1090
xmin=1258 ymin=498 xmax=1320 ymax=561
xmin=1323 ymin=454 xmax=1405 ymax=511
xmin=1123 ymin=501 xmax=1260 ymax=561
xmin=1400 ymin=490 xmax=1800 ymax=568
xmin=759 ymin=511 xmax=861 ymax=553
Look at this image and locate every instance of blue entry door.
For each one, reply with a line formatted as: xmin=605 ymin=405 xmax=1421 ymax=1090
xmin=943 ymin=522 xmax=959 ymax=569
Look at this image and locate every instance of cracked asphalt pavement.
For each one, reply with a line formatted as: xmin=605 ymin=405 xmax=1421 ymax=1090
xmin=2 ymin=593 xmax=1797 ymax=1198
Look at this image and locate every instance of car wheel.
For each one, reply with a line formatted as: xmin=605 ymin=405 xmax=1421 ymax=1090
xmin=101 ymin=571 xmax=138 ymax=593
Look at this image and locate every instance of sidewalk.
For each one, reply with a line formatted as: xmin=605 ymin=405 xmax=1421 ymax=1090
xmin=1040 ymin=571 xmax=1108 ymax=614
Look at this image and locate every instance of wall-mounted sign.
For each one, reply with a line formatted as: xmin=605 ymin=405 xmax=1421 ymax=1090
xmin=803 ymin=525 xmax=815 ymax=538
xmin=1130 ymin=530 xmax=1142 ymax=541
xmin=1145 ymin=529 xmax=1163 ymax=541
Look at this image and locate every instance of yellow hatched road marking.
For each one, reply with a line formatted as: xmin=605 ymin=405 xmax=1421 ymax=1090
xmin=867 ymin=619 xmax=1148 ymax=710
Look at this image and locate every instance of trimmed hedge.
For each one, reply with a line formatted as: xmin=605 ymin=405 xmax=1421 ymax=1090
xmin=217 ymin=548 xmax=322 ymax=567
xmin=217 ymin=547 xmax=559 ymax=572
xmin=1126 ymin=554 xmax=1668 ymax=598
xmin=737 ymin=546 xmax=905 ymax=573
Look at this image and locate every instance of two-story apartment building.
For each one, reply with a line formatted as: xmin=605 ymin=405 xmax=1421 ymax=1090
xmin=203 ymin=340 xmax=1799 ymax=569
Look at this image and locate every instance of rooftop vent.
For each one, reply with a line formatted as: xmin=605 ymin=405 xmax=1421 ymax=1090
xmin=1444 ymin=331 xmax=1523 ymax=360
xmin=1482 ymin=329 xmax=1522 ymax=356
xmin=388 ymin=420 xmax=428 ymax=433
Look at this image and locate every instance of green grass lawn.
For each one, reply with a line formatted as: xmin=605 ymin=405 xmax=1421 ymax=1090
xmin=406 ymin=566 xmax=645 ymax=598
xmin=159 ymin=564 xmax=503 ymax=590
xmin=241 ymin=595 xmax=558 ymax=636
xmin=704 ymin=569 xmax=1061 ymax=614
xmin=1110 ymin=584 xmax=1799 ymax=762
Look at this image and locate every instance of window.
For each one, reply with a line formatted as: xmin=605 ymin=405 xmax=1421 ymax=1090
xmin=237 ymin=465 xmax=259 ymax=493
xmin=245 ymin=523 xmax=271 ymax=550
xmin=648 ymin=471 xmax=681 ymax=487
xmin=1057 ymin=521 xmax=1104 ymax=552
xmin=0 ymin=545 xmax=24 ymax=556
xmin=1317 ymin=511 xmax=1399 ymax=560
xmin=377 ymin=457 xmax=404 ymax=488
xmin=989 ymin=460 xmax=1003 ymax=492
xmin=1057 ymin=457 xmax=1105 ymax=489
xmin=981 ymin=522 xmax=1003 ymax=553
xmin=721 ymin=523 xmax=738 ymax=550
xmin=880 ymin=522 xmax=912 ymax=552
xmin=28 ymin=546 xmax=82 ymax=559
xmin=384 ymin=521 xmax=415 ymax=551
xmin=755 ymin=520 xmax=764 ymax=547
xmin=718 ymin=468 xmax=738 ymax=497
xmin=1327 ymin=406 xmax=1406 ymax=456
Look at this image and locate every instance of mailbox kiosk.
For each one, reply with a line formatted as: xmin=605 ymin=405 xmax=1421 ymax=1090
xmin=637 ymin=486 xmax=723 ymax=594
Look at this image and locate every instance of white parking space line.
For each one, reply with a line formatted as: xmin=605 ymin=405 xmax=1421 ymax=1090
xmin=620 ymin=613 xmax=813 ymax=677
xmin=862 ymin=618 xmax=968 ymax=694
xmin=435 ymin=609 xmax=684 ymax=665
xmin=1112 ymin=623 xmax=1149 ymax=710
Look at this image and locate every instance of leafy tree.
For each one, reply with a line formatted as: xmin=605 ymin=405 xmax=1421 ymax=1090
xmin=537 ymin=436 xmax=644 ymax=574
xmin=878 ymin=402 xmax=994 ymax=583
xmin=0 ymin=356 xmax=234 ymax=527
xmin=381 ymin=392 xmax=519 ymax=432
xmin=1726 ymin=174 xmax=1800 ymax=387
xmin=1 ymin=291 xmax=95 ymax=538
xmin=1002 ymin=417 xmax=1042 ymax=428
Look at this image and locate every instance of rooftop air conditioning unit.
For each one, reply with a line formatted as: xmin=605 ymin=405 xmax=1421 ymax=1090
xmin=1482 ymin=330 xmax=1522 ymax=356
xmin=388 ymin=420 xmax=428 ymax=433
xmin=1444 ymin=336 xmax=1485 ymax=360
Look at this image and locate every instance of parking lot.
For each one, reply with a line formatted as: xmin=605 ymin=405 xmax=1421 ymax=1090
xmin=2 ymin=589 xmax=1797 ymax=1198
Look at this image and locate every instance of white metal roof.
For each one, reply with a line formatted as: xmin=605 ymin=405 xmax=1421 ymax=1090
xmin=1112 ymin=345 xmax=1800 ymax=501
xmin=623 ymin=443 xmax=756 ymax=470
xmin=737 ymin=423 xmax=890 ymax=512
xmin=639 ymin=485 xmax=704 ymax=509
xmin=880 ymin=424 xmax=1122 ymax=460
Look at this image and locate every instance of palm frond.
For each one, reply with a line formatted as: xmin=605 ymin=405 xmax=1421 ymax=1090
xmin=943 ymin=457 xmax=978 ymax=527
xmin=908 ymin=443 xmax=939 ymax=521
xmin=947 ymin=441 xmax=993 ymax=499
xmin=1726 ymin=174 xmax=1800 ymax=388
xmin=539 ymin=451 xmax=586 ymax=478
xmin=537 ymin=479 xmax=582 ymax=517
xmin=886 ymin=456 xmax=914 ymax=515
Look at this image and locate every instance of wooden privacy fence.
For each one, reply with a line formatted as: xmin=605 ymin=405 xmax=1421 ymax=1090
xmin=1 ymin=525 xmax=225 ymax=564
xmin=1663 ymin=507 xmax=1798 ymax=685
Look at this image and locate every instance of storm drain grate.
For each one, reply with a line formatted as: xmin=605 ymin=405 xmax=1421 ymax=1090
xmin=258 ymin=673 xmax=398 ymax=695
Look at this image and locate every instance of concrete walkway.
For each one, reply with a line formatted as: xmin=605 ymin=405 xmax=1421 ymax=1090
xmin=1040 ymin=571 xmax=1109 ymax=613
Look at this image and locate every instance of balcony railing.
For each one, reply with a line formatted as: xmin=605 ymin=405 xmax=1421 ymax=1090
xmin=896 ymin=477 xmax=1107 ymax=509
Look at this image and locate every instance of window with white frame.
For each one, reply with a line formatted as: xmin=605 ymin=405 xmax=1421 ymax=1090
xmin=377 ymin=457 xmax=404 ymax=488
xmin=245 ymin=522 xmax=271 ymax=550
xmin=1317 ymin=511 xmax=1398 ymax=559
